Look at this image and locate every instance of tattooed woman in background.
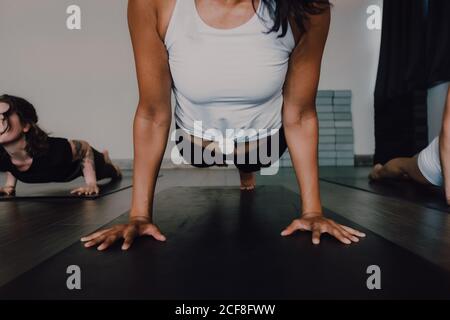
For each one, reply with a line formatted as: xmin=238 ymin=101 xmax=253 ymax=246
xmin=0 ymin=94 xmax=122 ymax=196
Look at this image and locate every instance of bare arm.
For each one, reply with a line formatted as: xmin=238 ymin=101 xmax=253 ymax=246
xmin=439 ymin=85 xmax=450 ymax=204
xmin=282 ymin=11 xmax=330 ymax=215
xmin=0 ymin=172 xmax=17 ymax=196
xmin=280 ymin=9 xmax=365 ymax=244
xmin=5 ymin=172 xmax=17 ymax=188
xmin=80 ymin=0 xmax=171 ymax=251
xmin=128 ymin=0 xmax=173 ymax=222
xmin=69 ymin=140 xmax=97 ymax=186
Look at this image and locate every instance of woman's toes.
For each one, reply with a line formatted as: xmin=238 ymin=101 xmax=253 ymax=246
xmin=239 ymin=171 xmax=256 ymax=190
xmin=369 ymin=164 xmax=383 ymax=180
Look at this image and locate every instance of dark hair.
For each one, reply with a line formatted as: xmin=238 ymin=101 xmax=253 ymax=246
xmin=0 ymin=94 xmax=49 ymax=157
xmin=256 ymin=0 xmax=331 ymax=38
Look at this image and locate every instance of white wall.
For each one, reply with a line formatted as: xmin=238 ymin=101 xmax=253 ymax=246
xmin=0 ymin=0 xmax=382 ymax=161
xmin=0 ymin=0 xmax=137 ymax=160
xmin=428 ymin=82 xmax=449 ymax=141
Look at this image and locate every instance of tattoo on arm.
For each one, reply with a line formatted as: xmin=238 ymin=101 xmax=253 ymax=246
xmin=81 ymin=145 xmax=95 ymax=172
xmin=70 ymin=140 xmax=95 ymax=171
xmin=71 ymin=140 xmax=97 ymax=185
xmin=71 ymin=140 xmax=85 ymax=161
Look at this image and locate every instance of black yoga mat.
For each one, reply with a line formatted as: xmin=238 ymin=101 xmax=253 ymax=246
xmin=0 ymin=174 xmax=133 ymax=200
xmin=1 ymin=186 xmax=449 ymax=299
xmin=320 ymin=176 xmax=448 ymax=213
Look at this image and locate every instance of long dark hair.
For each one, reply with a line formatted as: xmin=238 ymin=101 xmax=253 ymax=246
xmin=256 ymin=0 xmax=331 ymax=37
xmin=0 ymin=94 xmax=49 ymax=157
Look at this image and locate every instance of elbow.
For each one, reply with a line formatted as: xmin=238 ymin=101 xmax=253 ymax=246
xmin=135 ymin=103 xmax=172 ymax=128
xmin=282 ymin=106 xmax=318 ymax=128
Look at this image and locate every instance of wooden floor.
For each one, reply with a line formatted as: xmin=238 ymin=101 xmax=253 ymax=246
xmin=1 ymin=166 xmax=450 ymax=292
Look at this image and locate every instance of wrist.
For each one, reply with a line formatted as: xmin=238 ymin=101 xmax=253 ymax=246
xmin=300 ymin=196 xmax=322 ymax=215
xmin=301 ymin=202 xmax=323 ymax=217
xmin=301 ymin=211 xmax=323 ymax=218
xmin=129 ymin=207 xmax=151 ymax=222
xmin=129 ymin=215 xmax=151 ymax=223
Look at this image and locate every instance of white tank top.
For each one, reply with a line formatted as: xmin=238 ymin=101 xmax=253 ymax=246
xmin=164 ymin=0 xmax=296 ymax=142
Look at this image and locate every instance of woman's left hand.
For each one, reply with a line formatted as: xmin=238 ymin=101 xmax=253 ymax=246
xmin=281 ymin=212 xmax=366 ymax=245
xmin=71 ymin=183 xmax=100 ymax=196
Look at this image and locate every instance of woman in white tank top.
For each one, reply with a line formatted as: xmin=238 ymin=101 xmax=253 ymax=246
xmin=81 ymin=0 xmax=366 ymax=251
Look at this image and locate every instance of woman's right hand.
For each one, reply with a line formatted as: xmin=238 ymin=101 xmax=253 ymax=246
xmin=81 ymin=218 xmax=166 ymax=251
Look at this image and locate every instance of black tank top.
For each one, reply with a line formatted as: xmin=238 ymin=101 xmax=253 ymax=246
xmin=0 ymin=137 xmax=82 ymax=183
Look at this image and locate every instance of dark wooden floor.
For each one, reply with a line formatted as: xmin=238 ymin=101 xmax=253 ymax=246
xmin=1 ymin=166 xmax=450 ymax=295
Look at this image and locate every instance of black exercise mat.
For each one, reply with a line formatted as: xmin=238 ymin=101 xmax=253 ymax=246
xmin=320 ymin=176 xmax=448 ymax=213
xmin=0 ymin=175 xmax=133 ymax=200
xmin=1 ymin=186 xmax=449 ymax=300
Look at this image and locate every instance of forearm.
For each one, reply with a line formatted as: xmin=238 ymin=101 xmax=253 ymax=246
xmin=4 ymin=172 xmax=17 ymax=188
xmin=70 ymin=140 xmax=97 ymax=185
xmin=81 ymin=145 xmax=97 ymax=185
xmin=130 ymin=105 xmax=171 ymax=222
xmin=283 ymin=110 xmax=322 ymax=214
xmin=439 ymin=131 xmax=450 ymax=199
xmin=441 ymin=86 xmax=450 ymax=201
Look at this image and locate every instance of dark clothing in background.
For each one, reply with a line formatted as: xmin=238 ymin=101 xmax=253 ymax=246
xmin=175 ymin=123 xmax=288 ymax=173
xmin=0 ymin=137 xmax=116 ymax=183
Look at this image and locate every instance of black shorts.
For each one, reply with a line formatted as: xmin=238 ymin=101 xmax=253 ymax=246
xmin=91 ymin=147 xmax=118 ymax=180
xmin=175 ymin=123 xmax=288 ymax=173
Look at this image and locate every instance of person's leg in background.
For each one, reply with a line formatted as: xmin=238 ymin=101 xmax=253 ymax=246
xmin=234 ymin=127 xmax=288 ymax=190
xmin=369 ymin=156 xmax=429 ymax=184
xmin=90 ymin=147 xmax=122 ymax=181
xmin=369 ymin=137 xmax=442 ymax=186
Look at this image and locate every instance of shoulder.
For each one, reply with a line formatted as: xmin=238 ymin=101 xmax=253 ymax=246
xmin=288 ymin=8 xmax=331 ymax=49
xmin=67 ymin=138 xmax=84 ymax=152
xmin=128 ymin=0 xmax=176 ymax=41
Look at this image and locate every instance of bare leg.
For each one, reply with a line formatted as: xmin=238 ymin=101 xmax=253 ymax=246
xmin=239 ymin=170 xmax=256 ymax=191
xmin=369 ymin=155 xmax=430 ymax=185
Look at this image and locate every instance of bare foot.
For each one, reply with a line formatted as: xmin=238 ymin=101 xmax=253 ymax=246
xmin=103 ymin=150 xmax=122 ymax=180
xmin=239 ymin=170 xmax=256 ymax=191
xmin=369 ymin=163 xmax=383 ymax=180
